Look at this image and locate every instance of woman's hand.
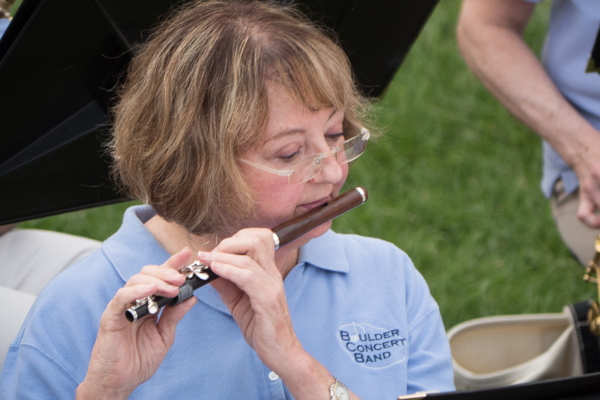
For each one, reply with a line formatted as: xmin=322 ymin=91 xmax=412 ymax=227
xmin=200 ymin=232 xmax=358 ymax=400
xmin=76 ymin=248 xmax=197 ymax=400
xmin=198 ymin=228 xmax=303 ymax=371
xmin=574 ymin=136 xmax=600 ymax=228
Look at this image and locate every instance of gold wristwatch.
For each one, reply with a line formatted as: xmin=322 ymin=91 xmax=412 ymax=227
xmin=330 ymin=377 xmax=350 ymax=400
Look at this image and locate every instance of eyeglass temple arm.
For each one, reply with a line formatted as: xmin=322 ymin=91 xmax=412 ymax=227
xmin=238 ymin=159 xmax=294 ymax=177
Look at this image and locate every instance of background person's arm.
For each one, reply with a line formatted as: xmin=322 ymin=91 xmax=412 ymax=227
xmin=457 ymin=0 xmax=600 ymax=227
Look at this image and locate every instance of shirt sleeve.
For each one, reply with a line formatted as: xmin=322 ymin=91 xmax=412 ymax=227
xmin=406 ymin=308 xmax=455 ymax=394
xmin=401 ymin=253 xmax=455 ymax=394
xmin=1 ymin=343 xmax=79 ymax=399
xmin=0 ymin=253 xmax=109 ymax=399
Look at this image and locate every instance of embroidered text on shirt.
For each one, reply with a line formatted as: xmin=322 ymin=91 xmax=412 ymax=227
xmin=338 ymin=321 xmax=407 ymax=369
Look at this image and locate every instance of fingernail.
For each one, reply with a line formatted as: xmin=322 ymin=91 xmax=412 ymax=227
xmin=198 ymin=251 xmax=211 ymax=260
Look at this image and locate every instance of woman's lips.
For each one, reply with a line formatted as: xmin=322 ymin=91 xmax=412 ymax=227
xmin=298 ymin=197 xmax=330 ymax=211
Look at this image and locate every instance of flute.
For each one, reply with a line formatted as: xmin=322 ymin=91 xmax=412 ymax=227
xmin=125 ymin=186 xmax=368 ymax=322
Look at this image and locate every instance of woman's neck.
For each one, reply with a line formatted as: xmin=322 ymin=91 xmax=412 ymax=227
xmin=274 ymin=248 xmax=301 ymax=279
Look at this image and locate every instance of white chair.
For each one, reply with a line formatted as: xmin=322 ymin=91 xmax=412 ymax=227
xmin=0 ymin=228 xmax=101 ymax=369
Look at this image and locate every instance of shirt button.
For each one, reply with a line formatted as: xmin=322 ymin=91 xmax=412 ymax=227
xmin=268 ymin=371 xmax=279 ymax=381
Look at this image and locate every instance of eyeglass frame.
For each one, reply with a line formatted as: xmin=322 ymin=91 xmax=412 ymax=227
xmin=238 ymin=127 xmax=370 ymax=184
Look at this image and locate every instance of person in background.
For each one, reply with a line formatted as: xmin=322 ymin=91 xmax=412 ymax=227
xmin=0 ymin=1 xmax=454 ymax=398
xmin=457 ymin=0 xmax=600 ymax=266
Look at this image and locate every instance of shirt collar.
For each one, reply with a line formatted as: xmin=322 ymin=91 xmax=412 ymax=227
xmin=298 ymin=229 xmax=350 ymax=274
xmin=103 ymin=205 xmax=171 ymax=283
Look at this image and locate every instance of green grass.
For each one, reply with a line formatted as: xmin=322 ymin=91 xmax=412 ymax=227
xmin=18 ymin=1 xmax=596 ymax=329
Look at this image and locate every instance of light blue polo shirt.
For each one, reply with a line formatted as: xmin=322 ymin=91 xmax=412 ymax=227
xmin=0 ymin=19 xmax=9 ymax=39
xmin=0 ymin=206 xmax=454 ymax=399
xmin=525 ymin=0 xmax=600 ymax=197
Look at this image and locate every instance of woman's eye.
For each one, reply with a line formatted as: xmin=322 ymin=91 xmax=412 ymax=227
xmin=278 ymin=151 xmax=300 ymax=162
xmin=326 ymin=132 xmax=346 ymax=143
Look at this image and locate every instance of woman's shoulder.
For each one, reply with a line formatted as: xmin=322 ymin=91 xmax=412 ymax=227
xmin=327 ymin=231 xmax=412 ymax=265
xmin=7 ymin=248 xmax=116 ymax=392
xmin=41 ymin=246 xmax=122 ymax=298
xmin=23 ymin=248 xmax=120 ymax=334
xmin=323 ymin=231 xmax=433 ymax=299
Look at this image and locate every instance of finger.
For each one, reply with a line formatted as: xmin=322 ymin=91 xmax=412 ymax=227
xmin=583 ymin=177 xmax=600 ymax=212
xmin=156 ymin=296 xmax=197 ymax=345
xmin=199 ymin=250 xmax=281 ymax=287
xmin=124 ymin=247 xmax=193 ymax=293
xmin=199 ymin=251 xmax=261 ymax=274
xmin=164 ymin=247 xmax=194 ymax=271
xmin=577 ymin=192 xmax=600 ymax=228
xmin=589 ymin=162 xmax=600 ymax=180
xmin=207 ymin=258 xmax=255 ymax=287
xmin=209 ymin=274 xmax=246 ymax=307
xmin=215 ymin=228 xmax=275 ymax=257
xmin=212 ymin=229 xmax=277 ymax=273
xmin=127 ymin=265 xmax=185 ymax=290
xmin=125 ymin=274 xmax=182 ymax=298
xmin=101 ymin=284 xmax=158 ymax=329
xmin=205 ymin=255 xmax=285 ymax=309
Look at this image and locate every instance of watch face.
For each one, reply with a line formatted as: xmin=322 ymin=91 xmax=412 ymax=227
xmin=334 ymin=383 xmax=350 ymax=400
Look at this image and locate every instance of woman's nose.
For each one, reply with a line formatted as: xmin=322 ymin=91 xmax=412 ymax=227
xmin=312 ymin=150 xmax=344 ymax=184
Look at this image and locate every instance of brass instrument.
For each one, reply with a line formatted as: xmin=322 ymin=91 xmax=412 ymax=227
xmin=583 ymin=236 xmax=600 ymax=336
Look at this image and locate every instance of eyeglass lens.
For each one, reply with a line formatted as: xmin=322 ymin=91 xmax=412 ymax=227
xmin=288 ymin=131 xmax=367 ymax=183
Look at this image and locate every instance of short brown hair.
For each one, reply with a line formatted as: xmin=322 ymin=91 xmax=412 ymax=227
xmin=110 ymin=0 xmax=369 ymax=234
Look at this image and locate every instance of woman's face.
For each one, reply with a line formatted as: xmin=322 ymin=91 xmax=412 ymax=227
xmin=237 ymin=82 xmax=349 ymax=241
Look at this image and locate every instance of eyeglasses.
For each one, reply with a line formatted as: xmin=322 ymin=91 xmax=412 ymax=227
xmin=239 ymin=127 xmax=370 ymax=184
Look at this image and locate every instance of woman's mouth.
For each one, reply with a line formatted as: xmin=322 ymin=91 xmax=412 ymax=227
xmin=298 ymin=197 xmax=330 ymax=211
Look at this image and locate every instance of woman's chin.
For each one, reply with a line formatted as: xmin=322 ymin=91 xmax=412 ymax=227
xmin=278 ymin=220 xmax=332 ymax=251
xmin=301 ymin=221 xmax=332 ymax=243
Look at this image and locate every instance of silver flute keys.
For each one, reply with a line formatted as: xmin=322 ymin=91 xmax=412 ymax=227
xmin=126 ymin=261 xmax=212 ymax=320
xmin=181 ymin=261 xmax=211 ymax=280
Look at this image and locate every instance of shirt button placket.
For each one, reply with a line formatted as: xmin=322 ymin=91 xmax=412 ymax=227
xmin=267 ymin=370 xmax=287 ymax=399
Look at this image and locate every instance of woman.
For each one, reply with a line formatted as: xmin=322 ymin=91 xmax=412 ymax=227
xmin=0 ymin=1 xmax=454 ymax=398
